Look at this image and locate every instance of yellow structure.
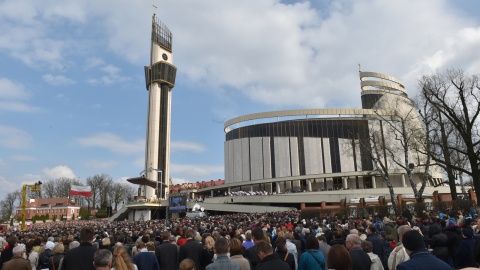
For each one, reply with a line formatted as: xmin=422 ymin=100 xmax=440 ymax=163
xmin=21 ymin=181 xmax=42 ymax=230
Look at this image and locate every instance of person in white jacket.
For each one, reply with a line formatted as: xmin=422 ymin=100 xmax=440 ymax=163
xmin=387 ymin=225 xmax=411 ymax=270
xmin=361 ymin=240 xmax=384 ymax=270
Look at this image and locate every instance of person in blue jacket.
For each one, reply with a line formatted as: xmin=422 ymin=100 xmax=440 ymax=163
xmin=298 ymin=235 xmax=326 ymax=270
xmin=397 ymin=231 xmax=451 ymax=270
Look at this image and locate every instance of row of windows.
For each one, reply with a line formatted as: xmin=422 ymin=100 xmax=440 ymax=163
xmin=226 ymin=118 xmax=370 ymax=141
xmin=19 ymin=208 xmax=80 ymax=214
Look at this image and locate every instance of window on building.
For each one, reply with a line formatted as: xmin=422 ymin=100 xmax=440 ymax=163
xmin=333 ymin=177 xmax=343 ymax=190
xmin=363 ymin=176 xmax=372 ymax=189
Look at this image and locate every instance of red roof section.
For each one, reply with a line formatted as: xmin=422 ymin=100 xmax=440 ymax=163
xmin=23 ymin=197 xmax=77 ymax=207
xmin=169 ymin=179 xmax=224 ymax=194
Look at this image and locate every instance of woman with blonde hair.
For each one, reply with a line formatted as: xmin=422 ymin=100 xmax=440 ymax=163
xmin=112 ymin=246 xmax=138 ymax=270
xmin=101 ymin=237 xmax=111 ymax=249
xmin=200 ymin=236 xmax=215 ymax=270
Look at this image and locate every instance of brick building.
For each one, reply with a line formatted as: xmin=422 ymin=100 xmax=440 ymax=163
xmin=16 ymin=197 xmax=80 ymax=221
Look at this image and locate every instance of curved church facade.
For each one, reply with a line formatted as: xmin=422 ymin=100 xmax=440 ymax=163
xmin=222 ymin=70 xmax=444 ymax=194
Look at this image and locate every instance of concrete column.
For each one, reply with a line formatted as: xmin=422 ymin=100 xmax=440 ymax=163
xmin=285 ymin=181 xmax=292 ymax=191
xmin=211 ymin=190 xmax=214 ymax=197
xmin=372 ymin=176 xmax=376 ymax=189
xmin=250 ymin=185 xmax=254 ymax=192
xmin=276 ymin=182 xmax=281 ymax=193
xmin=228 ymin=187 xmax=231 ymax=193
xmin=343 ymin=177 xmax=348 ymax=189
xmin=307 ymin=179 xmax=312 ymax=192
xmin=402 ymin=174 xmax=407 ymax=187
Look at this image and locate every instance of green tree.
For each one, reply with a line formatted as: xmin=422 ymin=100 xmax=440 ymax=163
xmin=95 ymin=209 xmax=108 ymax=218
xmin=79 ymin=207 xmax=90 ymax=220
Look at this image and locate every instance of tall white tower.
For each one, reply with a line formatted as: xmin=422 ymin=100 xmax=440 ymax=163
xmin=143 ymin=14 xmax=177 ymax=199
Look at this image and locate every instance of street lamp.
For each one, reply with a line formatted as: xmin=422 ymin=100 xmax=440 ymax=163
xmin=140 ymin=167 xmax=164 ymax=200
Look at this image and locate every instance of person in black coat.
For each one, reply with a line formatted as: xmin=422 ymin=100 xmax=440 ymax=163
xmin=255 ymin=242 xmax=291 ymax=270
xmin=329 ymin=230 xmax=345 ymax=247
xmin=37 ymin=241 xmax=55 ymax=270
xmin=62 ymin=226 xmax=97 ymax=270
xmin=366 ymin=225 xmax=385 ymax=266
xmin=48 ymin=243 xmax=65 ymax=270
xmin=428 ymin=223 xmax=449 ymax=264
xmin=444 ymin=222 xmax=462 ymax=266
xmin=178 ymin=229 xmax=204 ymax=269
xmin=244 ymin=227 xmax=265 ymax=268
xmin=275 ymin=237 xmax=296 ymax=270
xmin=155 ymin=231 xmax=178 ymax=270
xmin=454 ymin=227 xmax=478 ymax=269
xmin=346 ymin=234 xmax=371 ymax=270
xmin=0 ymin=236 xmax=17 ymax=269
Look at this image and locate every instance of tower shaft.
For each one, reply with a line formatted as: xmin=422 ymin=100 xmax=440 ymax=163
xmin=144 ymin=15 xmax=177 ymax=199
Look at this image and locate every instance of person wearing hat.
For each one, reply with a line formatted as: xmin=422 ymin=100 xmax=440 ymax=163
xmin=454 ymin=227 xmax=477 ymax=268
xmin=37 ymin=241 xmax=54 ymax=270
xmin=397 ymin=231 xmax=451 ymax=270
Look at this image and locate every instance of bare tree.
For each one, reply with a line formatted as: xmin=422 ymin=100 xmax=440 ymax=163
xmin=366 ymin=118 xmax=399 ymax=212
xmin=108 ymin=183 xmax=135 ymax=211
xmin=42 ymin=181 xmax=56 ymax=198
xmin=56 ymin=178 xmax=83 ymax=197
xmin=41 ymin=178 xmax=83 ymax=198
xmin=420 ymin=69 xmax=480 ymax=204
xmin=86 ymin=174 xmax=113 ymax=209
xmin=0 ymin=191 xmax=21 ymax=221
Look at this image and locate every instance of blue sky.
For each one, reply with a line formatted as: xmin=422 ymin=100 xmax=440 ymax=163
xmin=1 ymin=0 xmax=480 ymax=199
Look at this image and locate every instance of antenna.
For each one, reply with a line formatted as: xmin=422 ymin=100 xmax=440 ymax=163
xmin=153 ymin=4 xmax=157 ymax=16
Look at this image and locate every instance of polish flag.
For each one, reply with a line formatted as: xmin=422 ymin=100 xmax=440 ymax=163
xmin=70 ymin=185 xmax=92 ymax=197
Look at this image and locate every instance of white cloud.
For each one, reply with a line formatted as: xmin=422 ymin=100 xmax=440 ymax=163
xmin=76 ymin=132 xmax=144 ymax=155
xmin=170 ymin=163 xmax=224 ymax=178
xmin=0 ymin=78 xmax=42 ymax=112
xmin=0 ymin=125 xmax=32 ymax=149
xmin=0 ymin=159 xmax=4 ymax=167
xmin=171 ymin=141 xmax=206 ymax=153
xmin=0 ymin=78 xmax=30 ymax=99
xmin=0 ymin=175 xmax=18 ymax=194
xmin=42 ymin=74 xmax=76 ymax=86
xmin=42 ymin=165 xmax=76 ymax=179
xmin=87 ymin=64 xmax=131 ymax=85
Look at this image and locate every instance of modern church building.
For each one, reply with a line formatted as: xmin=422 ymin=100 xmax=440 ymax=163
xmin=191 ymin=70 xmax=452 ymax=210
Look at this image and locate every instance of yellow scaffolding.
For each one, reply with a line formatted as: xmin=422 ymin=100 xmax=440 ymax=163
xmin=21 ymin=181 xmax=42 ymax=231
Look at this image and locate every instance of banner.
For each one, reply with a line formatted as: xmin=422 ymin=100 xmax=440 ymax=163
xmin=70 ymin=185 xmax=92 ymax=197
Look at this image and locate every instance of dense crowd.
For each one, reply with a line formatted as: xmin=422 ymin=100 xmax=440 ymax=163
xmin=0 ymin=208 xmax=479 ymax=270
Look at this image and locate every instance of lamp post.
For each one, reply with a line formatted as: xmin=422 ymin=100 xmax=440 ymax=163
xmin=165 ymin=192 xmax=169 ymax=222
xmin=140 ymin=167 xmax=164 ymax=200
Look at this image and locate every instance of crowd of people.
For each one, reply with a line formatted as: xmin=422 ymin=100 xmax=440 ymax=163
xmin=0 ymin=208 xmax=479 ymax=270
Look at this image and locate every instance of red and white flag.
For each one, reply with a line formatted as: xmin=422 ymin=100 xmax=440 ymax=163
xmin=70 ymin=185 xmax=92 ymax=197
